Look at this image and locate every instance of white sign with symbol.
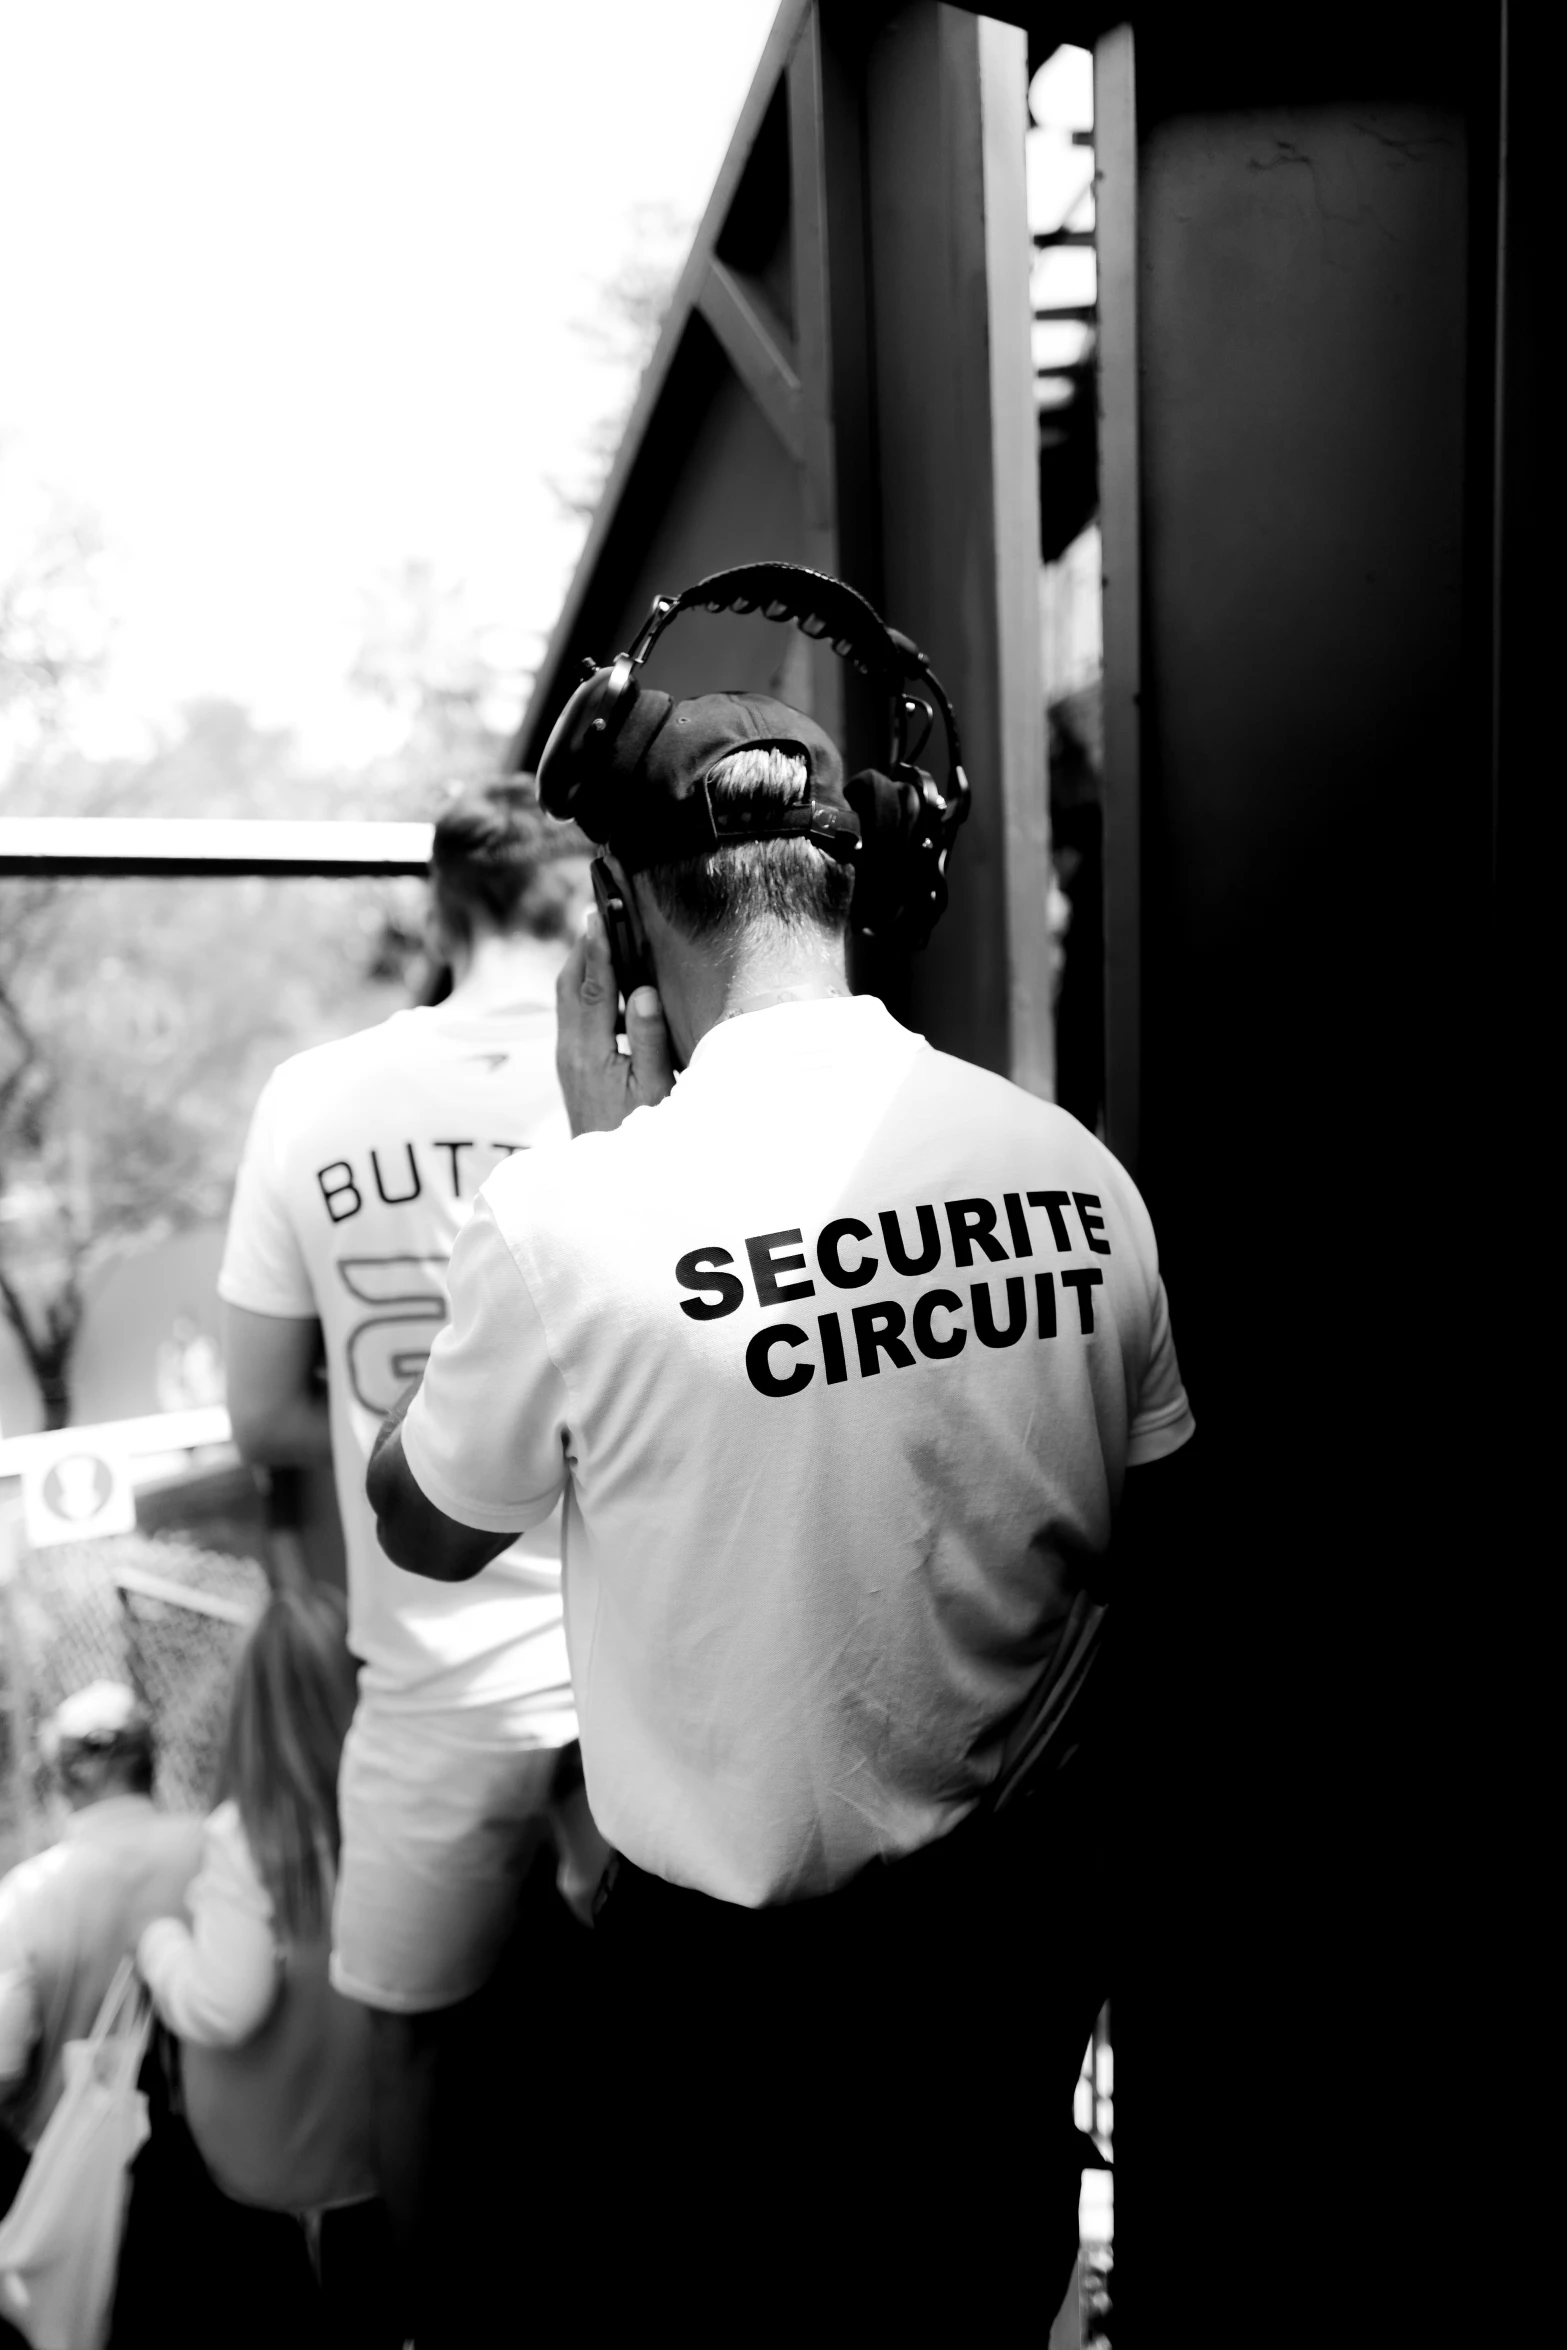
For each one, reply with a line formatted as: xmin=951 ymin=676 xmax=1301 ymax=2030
xmin=22 ymin=1444 xmax=137 ymax=1549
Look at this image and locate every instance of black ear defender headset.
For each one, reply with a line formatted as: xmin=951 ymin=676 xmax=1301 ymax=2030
xmin=535 ymin=560 xmax=971 ymax=994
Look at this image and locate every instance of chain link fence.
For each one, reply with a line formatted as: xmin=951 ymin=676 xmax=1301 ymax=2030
xmin=1 ymin=1529 xmax=268 ymax=1866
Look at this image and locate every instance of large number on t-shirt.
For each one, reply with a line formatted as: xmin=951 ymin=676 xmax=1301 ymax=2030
xmin=336 ymin=1257 xmax=448 ymax=1416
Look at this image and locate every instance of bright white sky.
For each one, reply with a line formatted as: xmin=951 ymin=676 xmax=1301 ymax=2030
xmin=0 ymin=0 xmax=777 ymax=764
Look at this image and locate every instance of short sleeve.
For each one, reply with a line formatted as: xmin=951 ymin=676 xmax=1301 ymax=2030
xmin=400 ymin=1195 xmax=569 ymax=1533
xmin=218 ymin=1073 xmax=315 ymax=1320
xmin=137 ymin=1804 xmax=280 ymax=2049
xmin=1127 ymin=1276 xmax=1196 ymax=1466
xmin=0 ymin=1868 xmax=40 ymax=2090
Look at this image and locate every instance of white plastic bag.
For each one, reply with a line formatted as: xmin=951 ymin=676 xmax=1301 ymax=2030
xmin=0 ymin=1957 xmax=153 ymax=2350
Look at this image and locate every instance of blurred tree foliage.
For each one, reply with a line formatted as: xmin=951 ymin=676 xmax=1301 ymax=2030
xmin=0 ymin=845 xmax=419 ymax=1427
xmin=0 ymin=490 xmax=523 ymax=1430
xmin=549 ymin=203 xmax=690 ymax=524
xmin=0 ymin=449 xmax=111 ymax=771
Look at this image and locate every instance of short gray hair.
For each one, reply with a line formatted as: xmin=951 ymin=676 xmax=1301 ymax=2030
xmin=639 ymin=748 xmax=855 ymax=942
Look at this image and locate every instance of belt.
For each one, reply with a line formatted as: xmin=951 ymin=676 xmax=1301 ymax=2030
xmin=595 ymin=1731 xmax=1106 ymax=1947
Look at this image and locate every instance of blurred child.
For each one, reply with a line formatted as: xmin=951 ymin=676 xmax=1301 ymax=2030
xmin=133 ymin=1585 xmax=405 ymax=2348
xmin=1 ymin=1683 xmax=200 ymax=2165
xmin=218 ymin=784 xmax=608 ymax=2336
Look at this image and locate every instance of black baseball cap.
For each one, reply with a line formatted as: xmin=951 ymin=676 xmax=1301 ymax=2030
xmin=608 ymin=690 xmax=858 ymax=872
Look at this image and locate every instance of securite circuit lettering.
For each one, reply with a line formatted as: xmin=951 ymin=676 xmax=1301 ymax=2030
xmin=674 ymin=1191 xmax=1114 ymax=1398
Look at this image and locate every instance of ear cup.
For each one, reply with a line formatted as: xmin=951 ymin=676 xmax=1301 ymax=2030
xmin=536 ymin=669 xmax=623 ymax=836
xmin=535 ymin=566 xmax=966 ymax=944
xmin=536 ymin=668 xmax=673 ymax=844
xmin=844 ymin=768 xmax=926 ymax=943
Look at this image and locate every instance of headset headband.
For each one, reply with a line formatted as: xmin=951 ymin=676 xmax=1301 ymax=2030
xmin=628 ymin=561 xmax=969 ymax=808
xmin=536 ymin=560 xmax=973 ymax=949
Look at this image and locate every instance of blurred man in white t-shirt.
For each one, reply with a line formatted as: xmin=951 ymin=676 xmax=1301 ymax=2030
xmin=218 ymin=783 xmax=606 ymax=2318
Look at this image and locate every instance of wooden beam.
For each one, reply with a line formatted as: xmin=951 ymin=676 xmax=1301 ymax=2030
xmin=788 ymin=18 xmax=837 ymax=573
xmin=863 ymin=3 xmax=1047 ymax=1086
xmin=787 ymin=6 xmax=884 ymax=746
xmin=511 ymin=0 xmax=815 ymax=766
xmin=695 ymin=257 xmax=804 ymax=463
xmin=979 ymin=12 xmax=1054 ymax=1102
xmin=1093 ymin=22 xmax=1141 ymax=1172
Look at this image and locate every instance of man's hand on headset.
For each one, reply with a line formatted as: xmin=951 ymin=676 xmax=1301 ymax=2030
xmin=556 ymin=906 xmax=676 ymax=1135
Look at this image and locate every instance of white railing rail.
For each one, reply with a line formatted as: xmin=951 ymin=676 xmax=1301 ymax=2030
xmin=0 ymin=817 xmax=434 ymax=875
xmin=0 ymin=1405 xmax=233 ymax=1483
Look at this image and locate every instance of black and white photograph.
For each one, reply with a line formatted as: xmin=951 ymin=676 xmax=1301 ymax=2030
xmin=0 ymin=2 xmax=1531 ymax=2342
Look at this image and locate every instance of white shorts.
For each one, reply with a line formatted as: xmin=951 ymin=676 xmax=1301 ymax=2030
xmin=331 ymin=1698 xmax=567 ymax=2015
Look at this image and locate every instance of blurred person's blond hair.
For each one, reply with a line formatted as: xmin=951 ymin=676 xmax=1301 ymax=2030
xmin=219 ymin=1583 xmax=359 ymax=1942
xmin=42 ymin=1680 xmax=156 ymax=1805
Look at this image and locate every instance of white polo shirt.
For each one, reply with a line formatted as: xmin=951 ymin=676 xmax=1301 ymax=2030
xmin=402 ymin=994 xmax=1193 ymax=1903
xmin=219 ymin=1001 xmax=576 ymax=1730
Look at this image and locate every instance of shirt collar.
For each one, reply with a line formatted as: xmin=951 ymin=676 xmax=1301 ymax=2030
xmin=682 ymin=991 xmax=904 ymax=1079
xmin=396 ymin=1002 xmax=555 ymax=1040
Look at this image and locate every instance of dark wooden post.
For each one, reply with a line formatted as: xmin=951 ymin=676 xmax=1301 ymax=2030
xmin=1084 ymin=11 xmax=1510 ymax=2333
xmin=860 ymin=3 xmax=1052 ymax=1090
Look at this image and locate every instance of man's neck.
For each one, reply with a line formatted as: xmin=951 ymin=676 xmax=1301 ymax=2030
xmin=443 ymin=930 xmax=563 ymax=1019
xmin=713 ymin=979 xmax=850 ymax=1027
xmin=669 ymin=931 xmax=852 ymax=1060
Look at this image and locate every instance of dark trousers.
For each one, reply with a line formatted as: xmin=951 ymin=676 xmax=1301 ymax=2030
xmin=410 ymin=1834 xmax=603 ymax=2348
xmin=0 ymin=2124 xmax=27 ymax=2350
xmin=113 ymin=2179 xmax=403 ymax=2350
xmin=591 ymin=1756 xmax=1108 ymax=2331
xmin=107 ymin=2034 xmax=406 ymax=2350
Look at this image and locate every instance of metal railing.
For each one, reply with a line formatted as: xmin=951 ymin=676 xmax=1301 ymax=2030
xmin=1 ymin=1522 xmax=266 ymax=1867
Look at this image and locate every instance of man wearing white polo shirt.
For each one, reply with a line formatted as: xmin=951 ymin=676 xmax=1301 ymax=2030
xmin=219 ymin=783 xmax=604 ymax=2340
xmin=367 ymin=701 xmax=1195 ymax=2324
